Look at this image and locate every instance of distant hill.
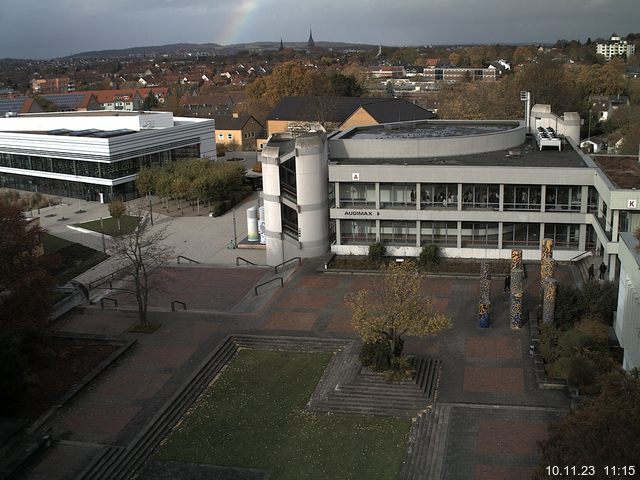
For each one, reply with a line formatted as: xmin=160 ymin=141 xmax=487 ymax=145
xmin=67 ymin=41 xmax=378 ymax=59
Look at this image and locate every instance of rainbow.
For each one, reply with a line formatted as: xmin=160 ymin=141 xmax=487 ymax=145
xmin=217 ymin=0 xmax=259 ymax=45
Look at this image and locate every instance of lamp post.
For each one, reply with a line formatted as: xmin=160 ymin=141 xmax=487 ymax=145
xmin=100 ymin=217 xmax=106 ymax=253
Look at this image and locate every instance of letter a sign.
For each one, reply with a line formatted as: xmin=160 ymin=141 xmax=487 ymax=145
xmin=352 ymin=173 xmax=360 ymax=181
xmin=629 ymin=199 xmax=637 ymax=209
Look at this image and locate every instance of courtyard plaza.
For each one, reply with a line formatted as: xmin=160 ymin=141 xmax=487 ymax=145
xmin=14 ymin=195 xmax=572 ymax=480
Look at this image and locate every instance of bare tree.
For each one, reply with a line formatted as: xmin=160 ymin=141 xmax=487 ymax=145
xmin=109 ymin=213 xmax=174 ymax=326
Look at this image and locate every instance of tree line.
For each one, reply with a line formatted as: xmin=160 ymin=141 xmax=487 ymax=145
xmin=136 ymin=158 xmax=249 ymax=215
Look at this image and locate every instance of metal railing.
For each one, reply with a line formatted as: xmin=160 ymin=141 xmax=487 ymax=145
xmin=171 ymin=300 xmax=187 ymax=311
xmin=177 ymin=255 xmax=200 ymax=264
xmin=274 ymin=257 xmax=301 ymax=274
xmin=89 ymin=265 xmax=130 ymax=290
xmin=236 ymin=256 xmax=258 ymax=266
xmin=254 ymin=277 xmax=283 ymax=295
xmin=570 ymin=251 xmax=593 ymax=263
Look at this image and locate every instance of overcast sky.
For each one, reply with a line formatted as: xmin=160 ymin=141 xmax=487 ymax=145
xmin=0 ymin=0 xmax=638 ymax=59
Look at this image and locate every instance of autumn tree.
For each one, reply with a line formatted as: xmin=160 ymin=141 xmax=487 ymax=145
xmin=109 ymin=214 xmax=174 ymax=327
xmin=246 ymin=61 xmax=329 ymax=109
xmin=533 ymin=370 xmax=640 ymax=478
xmin=108 ymin=198 xmax=127 ymax=234
xmin=0 ymin=203 xmax=56 ymax=413
xmin=346 ymin=261 xmax=452 ymax=361
xmin=0 ymin=203 xmax=55 ymax=336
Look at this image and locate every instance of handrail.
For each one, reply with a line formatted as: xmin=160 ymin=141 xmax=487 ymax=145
xmin=570 ymin=251 xmax=592 ymax=263
xmin=100 ymin=297 xmax=118 ymax=308
xmin=236 ymin=256 xmax=258 ymax=266
xmin=177 ymin=255 xmax=200 ymax=264
xmin=171 ymin=300 xmax=187 ymax=311
xmin=254 ymin=277 xmax=283 ymax=295
xmin=274 ymin=256 xmax=301 ymax=274
xmin=88 ymin=265 xmax=130 ymax=290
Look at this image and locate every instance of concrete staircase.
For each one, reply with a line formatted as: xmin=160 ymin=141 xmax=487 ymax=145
xmin=400 ymin=403 xmax=452 ymax=480
xmin=310 ymin=357 xmax=441 ymax=418
xmin=75 ymin=335 xmax=352 ymax=480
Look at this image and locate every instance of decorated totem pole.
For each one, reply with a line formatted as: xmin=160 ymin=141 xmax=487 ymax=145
xmin=478 ymin=261 xmax=491 ymax=328
xmin=540 ymin=238 xmax=557 ymax=324
xmin=510 ymin=249 xmax=524 ymax=329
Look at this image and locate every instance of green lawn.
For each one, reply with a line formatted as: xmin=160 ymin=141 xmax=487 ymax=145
xmin=156 ymin=349 xmax=410 ymax=480
xmin=43 ymin=233 xmax=109 ymax=284
xmin=73 ymin=215 xmax=141 ymax=236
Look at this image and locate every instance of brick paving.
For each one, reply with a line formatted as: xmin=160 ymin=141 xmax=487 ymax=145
xmin=19 ymin=261 xmax=575 ymax=480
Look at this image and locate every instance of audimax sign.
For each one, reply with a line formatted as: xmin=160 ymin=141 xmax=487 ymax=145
xmin=344 ymin=210 xmax=380 ymax=216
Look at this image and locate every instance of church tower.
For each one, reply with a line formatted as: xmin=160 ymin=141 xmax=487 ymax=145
xmin=307 ymin=29 xmax=315 ymax=48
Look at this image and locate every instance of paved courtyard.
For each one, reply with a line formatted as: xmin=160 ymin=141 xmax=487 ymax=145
xmin=16 ymin=249 xmax=572 ymax=479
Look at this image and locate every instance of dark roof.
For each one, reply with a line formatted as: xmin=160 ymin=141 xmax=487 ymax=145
xmin=357 ymin=100 xmax=436 ymax=123
xmin=0 ymin=97 xmax=28 ymax=116
xmin=215 ymin=114 xmax=262 ymax=130
xmin=266 ymin=96 xmax=434 ymax=123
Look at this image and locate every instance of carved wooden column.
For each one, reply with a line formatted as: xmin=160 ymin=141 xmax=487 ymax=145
xmin=478 ymin=261 xmax=491 ymax=328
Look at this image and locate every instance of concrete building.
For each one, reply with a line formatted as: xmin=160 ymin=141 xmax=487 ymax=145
xmin=596 ymin=35 xmax=636 ymax=61
xmin=614 ymin=232 xmax=640 ymax=371
xmin=260 ymin=105 xmax=640 ymax=282
xmin=421 ymin=67 xmax=497 ymax=82
xmin=0 ymin=111 xmax=215 ymax=202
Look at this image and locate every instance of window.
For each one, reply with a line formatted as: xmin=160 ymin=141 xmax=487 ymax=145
xmin=227 ymin=134 xmax=233 ymax=140
xmin=545 ymin=186 xmax=581 ymax=212
xmin=462 ymin=184 xmax=499 ymax=210
xmin=420 ymin=183 xmax=457 ymax=208
xmin=380 ymin=183 xmax=416 ymax=208
xmin=340 ymin=220 xmax=376 ymax=245
xmin=339 ymin=183 xmax=375 ymax=208
xmin=544 ymin=224 xmax=580 ymax=249
xmin=461 ymin=222 xmax=499 ymax=248
xmin=218 ymin=134 xmax=224 ymax=139
xmin=421 ymin=221 xmax=457 ymax=247
xmin=380 ymin=221 xmax=416 ymax=245
xmin=503 ymin=185 xmax=541 ymax=211
xmin=502 ymin=223 xmax=540 ymax=248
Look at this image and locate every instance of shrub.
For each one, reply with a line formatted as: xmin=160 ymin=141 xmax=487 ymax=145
xmin=419 ymin=244 xmax=441 ymax=269
xmin=539 ymin=323 xmax=561 ymax=364
xmin=386 ymin=355 xmax=414 ymax=382
xmin=368 ymin=241 xmax=386 ymax=263
xmin=567 ymin=355 xmax=597 ymax=391
xmin=359 ymin=341 xmax=392 ymax=371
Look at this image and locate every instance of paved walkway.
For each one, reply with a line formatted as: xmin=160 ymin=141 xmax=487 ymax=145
xmin=15 ymin=257 xmax=573 ymax=480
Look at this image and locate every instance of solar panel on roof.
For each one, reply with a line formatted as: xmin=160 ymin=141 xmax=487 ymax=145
xmin=48 ymin=129 xmax=72 ymax=135
xmin=69 ymin=129 xmax=101 ymax=137
xmin=43 ymin=94 xmax=85 ymax=109
xmin=90 ymin=129 xmax=135 ymax=138
xmin=0 ymin=98 xmax=27 ymax=115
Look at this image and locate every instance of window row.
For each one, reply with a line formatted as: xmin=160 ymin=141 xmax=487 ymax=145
xmin=339 ymin=220 xmax=583 ymax=249
xmin=0 ymin=146 xmax=200 ymax=180
xmin=337 ymin=183 xmax=598 ymax=213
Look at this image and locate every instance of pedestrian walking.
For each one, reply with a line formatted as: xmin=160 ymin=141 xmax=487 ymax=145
xmin=588 ymin=263 xmax=594 ymax=281
xmin=599 ymin=262 xmax=607 ymax=280
xmin=504 ymin=274 xmax=511 ymax=293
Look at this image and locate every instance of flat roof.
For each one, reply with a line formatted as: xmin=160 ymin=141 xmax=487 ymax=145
xmin=593 ymin=156 xmax=640 ymax=189
xmin=342 ymin=121 xmax=519 ymax=139
xmin=330 ymin=135 xmax=587 ymax=168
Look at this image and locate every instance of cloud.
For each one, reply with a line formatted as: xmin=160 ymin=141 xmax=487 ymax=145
xmin=0 ymin=0 xmax=638 ymax=58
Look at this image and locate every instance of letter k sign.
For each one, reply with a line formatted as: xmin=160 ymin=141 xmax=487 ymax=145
xmin=629 ymin=199 xmax=637 ymax=209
